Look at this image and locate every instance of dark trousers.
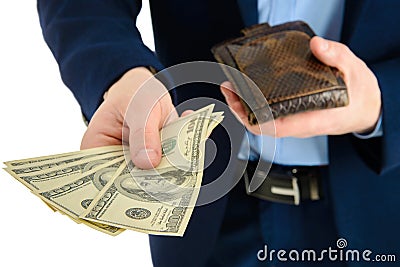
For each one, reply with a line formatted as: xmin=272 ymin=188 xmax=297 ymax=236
xmin=207 ymin=169 xmax=347 ymax=267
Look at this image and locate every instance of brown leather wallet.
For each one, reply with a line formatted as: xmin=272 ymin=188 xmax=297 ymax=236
xmin=211 ymin=21 xmax=349 ymax=125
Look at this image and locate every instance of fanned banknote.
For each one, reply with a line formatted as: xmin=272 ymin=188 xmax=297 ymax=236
xmin=81 ymin=105 xmax=215 ymax=236
xmin=3 ymin=145 xmax=122 ymax=168
xmin=3 ymin=105 xmax=223 ymax=236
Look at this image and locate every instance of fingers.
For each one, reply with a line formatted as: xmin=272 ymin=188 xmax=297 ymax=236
xmin=81 ymin=126 xmax=121 ymax=150
xmin=129 ymin=102 xmax=163 ymax=169
xmin=80 ymin=67 xmax=179 ymax=170
xmin=81 ymin=129 xmax=121 ymax=150
xmin=220 ymin=38 xmax=379 ymax=139
xmin=220 ymin=82 xmax=249 ymax=123
xmin=221 ymin=81 xmax=269 ymax=135
xmin=181 ymin=110 xmax=194 ymax=117
xmin=273 ymin=109 xmax=339 ymax=138
xmin=309 ymin=36 xmax=381 ymax=134
xmin=220 ymin=79 xmax=340 ymax=138
xmin=310 ymin=36 xmax=357 ymax=74
xmin=80 ymin=104 xmax=123 ymax=150
xmin=164 ymin=106 xmax=180 ymax=125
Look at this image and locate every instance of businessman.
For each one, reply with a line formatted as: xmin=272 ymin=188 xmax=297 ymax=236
xmin=38 ymin=0 xmax=400 ymax=266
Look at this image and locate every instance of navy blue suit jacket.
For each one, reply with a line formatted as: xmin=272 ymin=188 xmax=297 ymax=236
xmin=38 ymin=0 xmax=400 ymax=266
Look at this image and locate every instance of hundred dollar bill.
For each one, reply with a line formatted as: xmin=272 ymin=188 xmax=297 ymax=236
xmin=59 ymin=206 xmax=124 ymax=236
xmin=5 ymin=152 xmax=124 ymax=192
xmin=81 ymin=105 xmax=215 ymax=236
xmin=7 ymin=148 xmax=123 ymax=175
xmin=3 ymin=145 xmax=122 ymax=168
xmin=37 ymin=157 xmax=125 ymax=235
xmin=3 ymin=105 xmax=223 ymax=236
xmin=141 ymin=104 xmax=213 ymax=172
xmin=206 ymin=111 xmax=224 ymax=137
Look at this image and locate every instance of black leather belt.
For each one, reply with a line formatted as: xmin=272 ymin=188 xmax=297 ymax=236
xmin=243 ymin=161 xmax=324 ymax=205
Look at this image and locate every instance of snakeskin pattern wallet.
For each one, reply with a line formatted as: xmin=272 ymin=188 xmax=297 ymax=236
xmin=211 ymin=21 xmax=349 ymax=125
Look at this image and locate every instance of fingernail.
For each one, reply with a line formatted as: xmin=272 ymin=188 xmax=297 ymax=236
xmin=135 ymin=148 xmax=157 ymax=161
xmin=221 ymin=90 xmax=229 ymax=101
xmin=319 ymin=38 xmax=329 ymax=51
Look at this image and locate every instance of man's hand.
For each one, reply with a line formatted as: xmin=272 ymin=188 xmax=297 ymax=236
xmin=221 ymin=36 xmax=382 ymax=138
xmin=81 ymin=67 xmax=177 ymax=169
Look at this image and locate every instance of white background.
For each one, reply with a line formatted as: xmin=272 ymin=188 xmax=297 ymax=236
xmin=0 ymin=2 xmax=154 ymax=266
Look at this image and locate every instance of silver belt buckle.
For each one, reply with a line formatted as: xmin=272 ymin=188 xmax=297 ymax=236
xmin=270 ymin=177 xmax=300 ymax=205
xmin=244 ymin=168 xmax=301 ymax=205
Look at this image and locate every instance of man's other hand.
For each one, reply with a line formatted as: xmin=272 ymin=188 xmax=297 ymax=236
xmin=221 ymin=36 xmax=382 ymax=138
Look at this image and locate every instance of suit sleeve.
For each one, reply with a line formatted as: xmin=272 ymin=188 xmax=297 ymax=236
xmin=371 ymin=58 xmax=400 ymax=174
xmin=352 ymin=57 xmax=400 ymax=174
xmin=37 ymin=0 xmax=164 ymax=121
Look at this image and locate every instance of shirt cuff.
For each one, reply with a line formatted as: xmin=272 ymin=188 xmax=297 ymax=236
xmin=353 ymin=111 xmax=383 ymax=139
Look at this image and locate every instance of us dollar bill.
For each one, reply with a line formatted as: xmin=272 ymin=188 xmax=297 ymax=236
xmin=80 ymin=105 xmax=215 ymax=236
xmin=206 ymin=111 xmax=224 ymax=137
xmin=3 ymin=105 xmax=223 ymax=236
xmin=7 ymin=148 xmax=123 ymax=175
xmin=37 ymin=157 xmax=125 ymax=235
xmin=5 ymin=152 xmax=124 ymax=192
xmin=4 ymin=145 xmax=122 ymax=168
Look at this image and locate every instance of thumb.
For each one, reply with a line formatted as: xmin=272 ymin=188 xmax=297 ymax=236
xmin=310 ymin=36 xmax=355 ymax=73
xmin=129 ymin=103 xmax=162 ymax=169
xmin=125 ymin=77 xmax=170 ymax=169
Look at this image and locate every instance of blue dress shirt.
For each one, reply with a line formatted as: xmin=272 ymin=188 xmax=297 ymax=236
xmin=238 ymin=0 xmax=383 ymax=166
